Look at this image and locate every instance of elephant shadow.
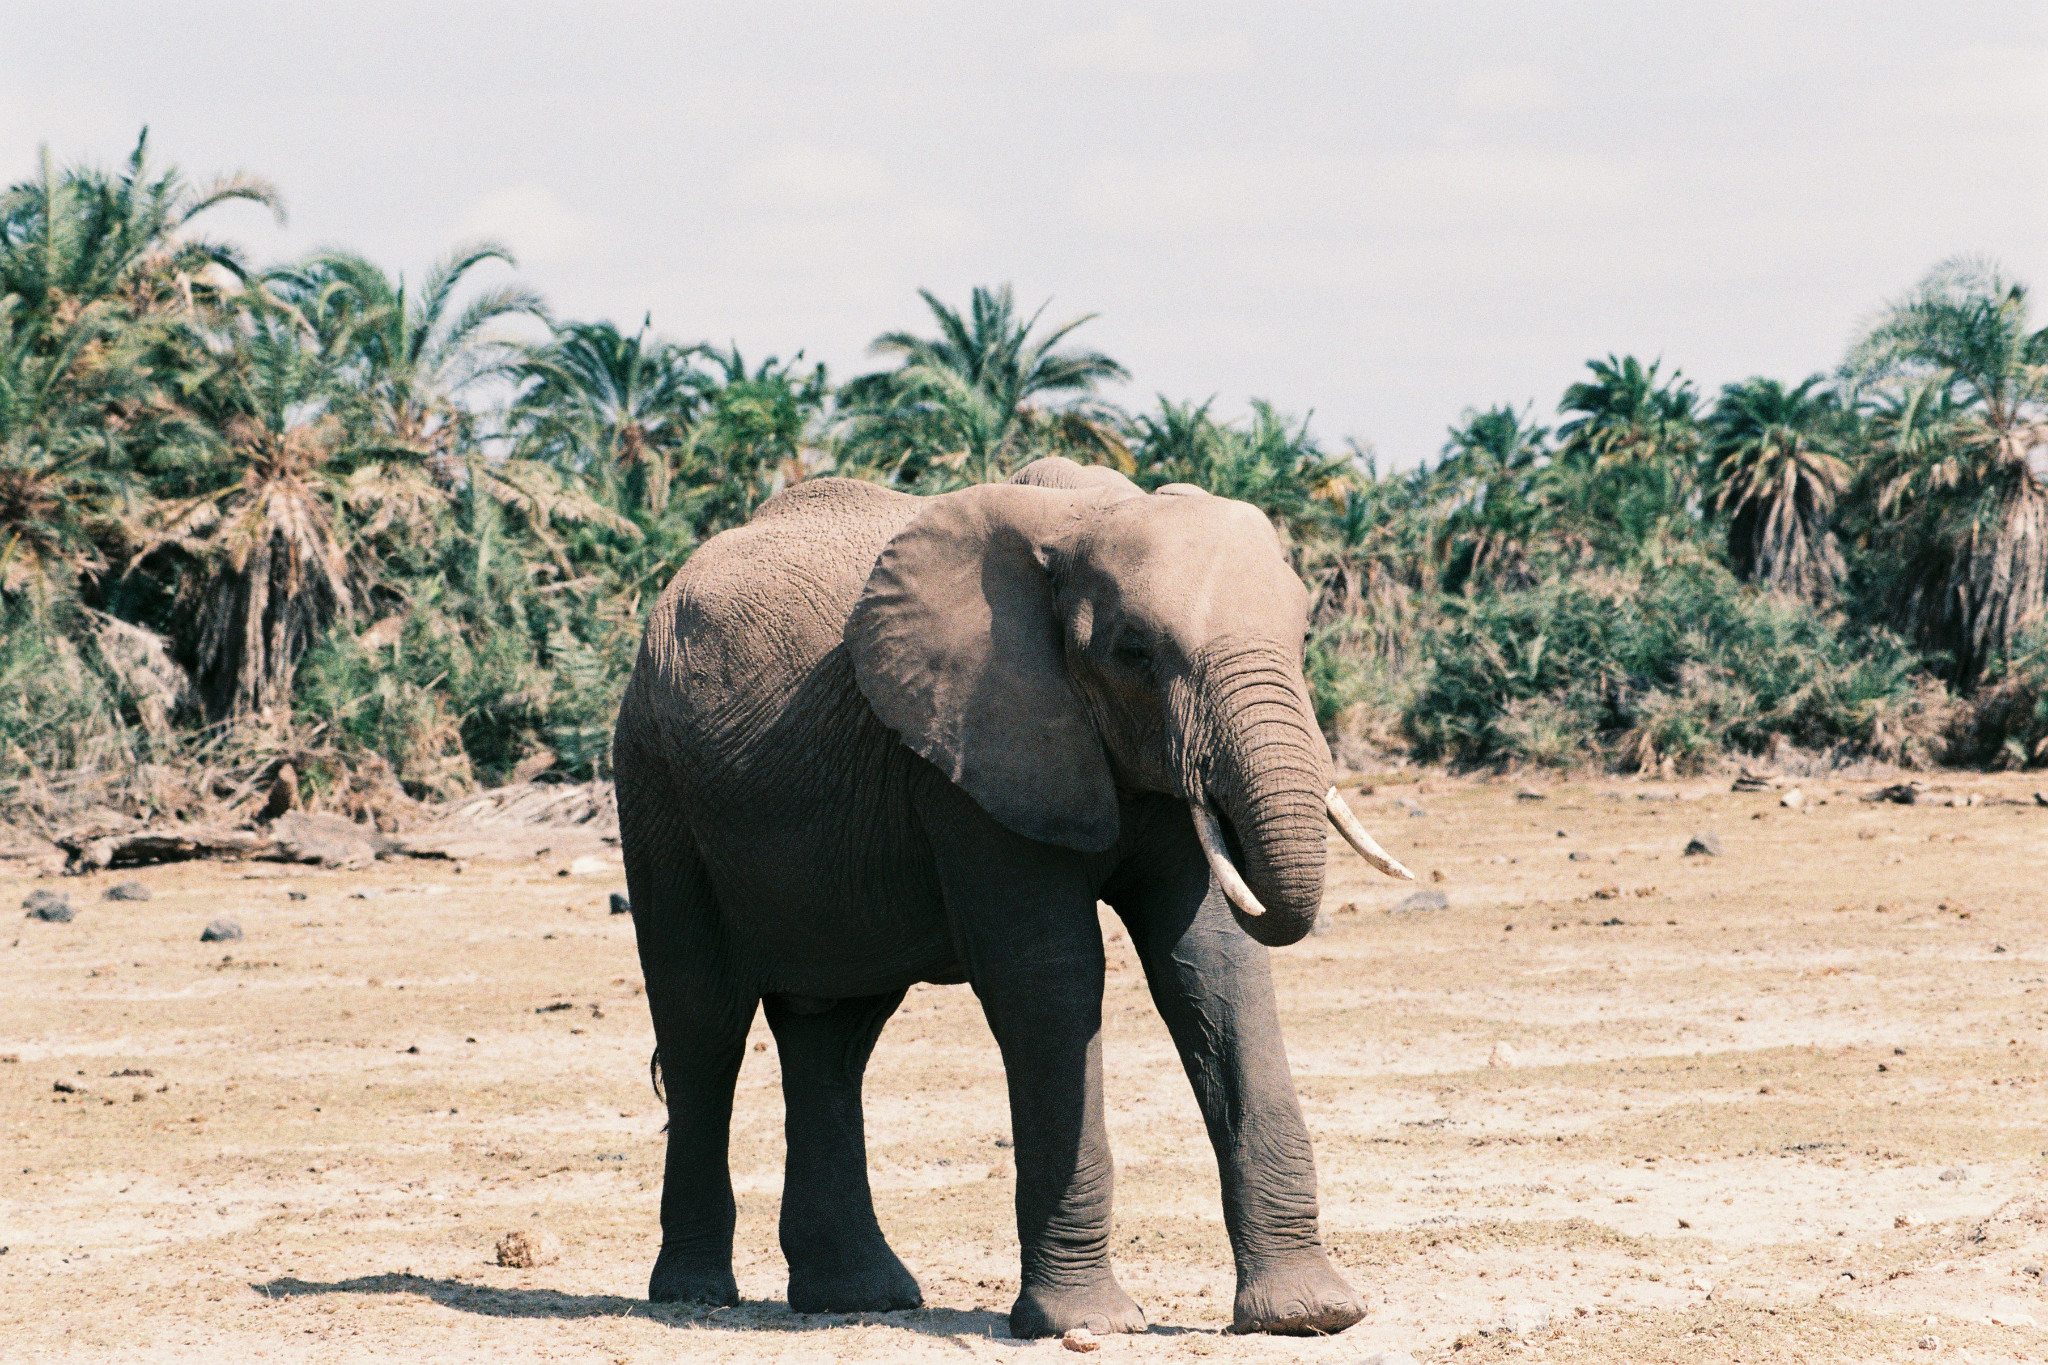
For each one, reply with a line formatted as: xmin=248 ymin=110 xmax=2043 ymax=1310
xmin=252 ymin=1273 xmax=1035 ymax=1345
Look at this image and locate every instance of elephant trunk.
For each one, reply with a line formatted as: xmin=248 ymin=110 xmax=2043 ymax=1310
xmin=1176 ymin=640 xmax=1331 ymax=948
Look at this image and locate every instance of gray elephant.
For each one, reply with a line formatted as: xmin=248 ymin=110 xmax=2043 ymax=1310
xmin=614 ymin=456 xmax=1409 ymax=1338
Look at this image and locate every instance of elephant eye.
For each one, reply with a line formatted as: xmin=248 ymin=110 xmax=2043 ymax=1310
xmin=1113 ymin=638 xmax=1151 ymax=668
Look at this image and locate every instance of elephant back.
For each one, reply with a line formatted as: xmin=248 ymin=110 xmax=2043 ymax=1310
xmin=629 ymin=478 xmax=923 ymax=759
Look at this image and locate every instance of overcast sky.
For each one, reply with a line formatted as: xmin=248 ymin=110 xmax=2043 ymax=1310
xmin=5 ymin=3 xmax=2045 ymax=466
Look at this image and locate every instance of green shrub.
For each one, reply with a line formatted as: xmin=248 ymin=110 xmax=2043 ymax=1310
xmin=1403 ymin=562 xmax=1937 ymax=771
xmin=293 ymin=575 xmax=642 ymax=795
xmin=1950 ymin=627 xmax=2048 ymax=768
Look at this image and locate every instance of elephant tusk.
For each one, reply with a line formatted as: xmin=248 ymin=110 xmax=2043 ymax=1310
xmin=1189 ymin=800 xmax=1268 ymax=918
xmin=1326 ymin=787 xmax=1416 ymax=881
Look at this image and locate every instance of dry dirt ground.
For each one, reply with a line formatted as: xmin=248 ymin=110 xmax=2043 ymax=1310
xmin=4 ymin=774 xmax=2048 ymax=1363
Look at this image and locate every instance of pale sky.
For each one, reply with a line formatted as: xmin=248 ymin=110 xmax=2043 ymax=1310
xmin=5 ymin=3 xmax=2045 ymax=467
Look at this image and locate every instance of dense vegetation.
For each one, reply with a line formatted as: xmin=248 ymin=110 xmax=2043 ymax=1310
xmin=4 ymin=135 xmax=2046 ymax=821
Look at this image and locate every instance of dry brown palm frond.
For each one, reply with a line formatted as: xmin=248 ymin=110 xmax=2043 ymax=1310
xmin=343 ymin=460 xmax=451 ymax=541
xmin=127 ymin=415 xmax=356 ymax=718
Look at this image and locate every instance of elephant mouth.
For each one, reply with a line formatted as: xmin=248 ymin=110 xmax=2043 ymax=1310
xmin=1191 ymin=788 xmax=1414 ymax=921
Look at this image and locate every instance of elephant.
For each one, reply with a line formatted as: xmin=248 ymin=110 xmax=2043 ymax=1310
xmin=613 ymin=455 xmax=1411 ymax=1338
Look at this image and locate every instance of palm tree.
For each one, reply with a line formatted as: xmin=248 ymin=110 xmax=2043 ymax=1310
xmin=0 ymin=129 xmax=281 ymax=317
xmin=1299 ymin=458 xmax=1437 ymax=654
xmin=838 ymin=283 xmax=1129 ymax=485
xmin=0 ymin=131 xmax=282 ymax=606
xmin=1130 ymin=397 xmax=1356 ymax=539
xmin=0 ymin=295 xmax=141 ymax=598
xmin=1554 ymin=355 xmax=1703 ymax=559
xmin=1434 ymin=403 xmax=1552 ymax=593
xmin=1705 ymin=376 xmax=1851 ymax=599
xmin=133 ymin=294 xmax=353 ymax=717
xmin=265 ymin=241 xmax=544 ymax=478
xmin=515 ymin=317 xmax=703 ymax=515
xmin=1847 ymin=258 xmax=2048 ymax=684
xmin=677 ymin=344 xmax=829 ymax=536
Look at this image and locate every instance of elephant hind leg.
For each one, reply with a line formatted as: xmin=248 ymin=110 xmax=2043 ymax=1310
xmin=620 ymin=746 xmax=758 ymax=1306
xmin=765 ymin=990 xmax=923 ymax=1313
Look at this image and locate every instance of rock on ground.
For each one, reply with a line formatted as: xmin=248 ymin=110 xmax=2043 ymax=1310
xmin=103 ymin=881 xmax=151 ymax=901
xmin=608 ymin=892 xmax=630 ymax=916
xmin=24 ymin=890 xmax=72 ymax=922
xmin=1685 ymin=831 xmax=1723 ymax=856
xmin=199 ymin=918 xmax=242 ymax=942
xmin=1391 ymin=889 xmax=1449 ymax=913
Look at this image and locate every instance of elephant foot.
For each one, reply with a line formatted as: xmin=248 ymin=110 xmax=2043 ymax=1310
xmin=649 ymin=1247 xmax=739 ymax=1307
xmin=1230 ymin=1250 xmax=1366 ymax=1336
xmin=787 ymin=1239 xmax=923 ymax=1314
xmin=1010 ymin=1275 xmax=1146 ymax=1339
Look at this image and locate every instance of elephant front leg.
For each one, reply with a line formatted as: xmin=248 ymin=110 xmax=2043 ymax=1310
xmin=1114 ymin=844 xmax=1365 ymax=1336
xmin=920 ymin=783 xmax=1144 ymax=1339
xmin=987 ymin=1006 xmax=1143 ymax=1338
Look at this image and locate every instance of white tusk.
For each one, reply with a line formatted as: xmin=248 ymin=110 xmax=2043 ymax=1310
xmin=1326 ymin=787 xmax=1416 ymax=881
xmin=1188 ymin=800 xmax=1268 ymax=917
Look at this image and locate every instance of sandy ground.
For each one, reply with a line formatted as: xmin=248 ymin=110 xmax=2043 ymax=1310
xmin=4 ymin=774 xmax=2048 ymax=1363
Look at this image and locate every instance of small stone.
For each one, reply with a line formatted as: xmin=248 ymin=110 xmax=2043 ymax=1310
xmin=1568 ymin=851 xmax=1591 ymax=861
xmin=609 ymin=893 xmax=631 ymax=916
xmin=2035 ymin=791 xmax=2047 ymax=807
xmin=103 ymin=881 xmax=152 ymax=901
xmin=24 ymin=890 xmax=73 ymax=923
xmin=1780 ymin=788 xmax=1804 ymax=809
xmin=568 ymin=855 xmax=607 ymax=876
xmin=1938 ymin=1166 xmax=1969 ymax=1182
xmin=1391 ymin=889 xmax=1448 ymax=914
xmin=1407 ymin=808 xmax=1427 ymax=818
xmin=1684 ymin=831 xmax=1723 ymax=857
xmin=1062 ymin=1326 xmax=1100 ymax=1352
xmin=495 ymin=1228 xmax=562 ymax=1268
xmin=1918 ymin=1335 xmax=1941 ymax=1351
xmin=200 ymin=919 xmax=242 ymax=943
xmin=1488 ymin=1042 xmax=1517 ymax=1068
xmin=1515 ymin=790 xmax=1545 ymax=801
xmin=1486 ymin=1307 xmax=1551 ymax=1336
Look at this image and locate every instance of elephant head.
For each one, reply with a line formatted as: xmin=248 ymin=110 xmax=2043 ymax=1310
xmin=846 ymin=457 xmax=1409 ymax=948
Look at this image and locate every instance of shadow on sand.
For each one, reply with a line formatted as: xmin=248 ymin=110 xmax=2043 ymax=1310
xmin=252 ymin=1273 xmax=1050 ymax=1346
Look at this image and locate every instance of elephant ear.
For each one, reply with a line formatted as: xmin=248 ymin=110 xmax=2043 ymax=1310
xmin=846 ymin=482 xmax=1119 ymax=853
